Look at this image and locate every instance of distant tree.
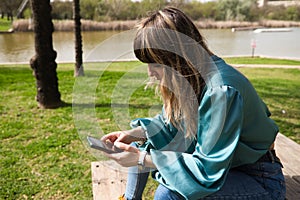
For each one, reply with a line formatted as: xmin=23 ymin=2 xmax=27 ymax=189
xmin=216 ymin=0 xmax=257 ymax=21
xmin=236 ymin=0 xmax=258 ymax=21
xmin=29 ymin=0 xmax=63 ymax=108
xmin=285 ymin=6 xmax=300 ymax=21
xmin=102 ymin=0 xmax=132 ymax=20
xmin=80 ymin=0 xmax=98 ymax=20
xmin=73 ymin=0 xmax=84 ymax=77
xmin=0 ymin=0 xmax=23 ymax=20
xmin=139 ymin=0 xmax=167 ymax=16
xmin=182 ymin=1 xmax=217 ymax=20
xmin=168 ymin=0 xmax=186 ymax=8
xmin=262 ymin=5 xmax=286 ymax=20
xmin=51 ymin=1 xmax=73 ymax=19
xmin=216 ymin=0 xmax=239 ymax=20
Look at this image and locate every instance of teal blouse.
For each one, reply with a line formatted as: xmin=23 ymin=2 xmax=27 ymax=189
xmin=130 ymin=55 xmax=279 ymax=200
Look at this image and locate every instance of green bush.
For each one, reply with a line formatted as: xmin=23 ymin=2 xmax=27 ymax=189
xmin=0 ymin=18 xmax=12 ymax=31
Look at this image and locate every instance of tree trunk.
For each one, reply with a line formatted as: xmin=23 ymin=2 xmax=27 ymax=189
xmin=29 ymin=0 xmax=62 ymax=109
xmin=73 ymin=0 xmax=84 ymax=77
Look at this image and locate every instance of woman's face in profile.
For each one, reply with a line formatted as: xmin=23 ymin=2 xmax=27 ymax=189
xmin=147 ymin=63 xmax=164 ymax=81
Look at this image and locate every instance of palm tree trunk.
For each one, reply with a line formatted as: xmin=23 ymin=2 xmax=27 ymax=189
xmin=29 ymin=0 xmax=62 ymax=108
xmin=73 ymin=0 xmax=84 ymax=77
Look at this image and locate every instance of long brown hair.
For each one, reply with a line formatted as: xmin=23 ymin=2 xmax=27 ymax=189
xmin=133 ymin=7 xmax=213 ymax=138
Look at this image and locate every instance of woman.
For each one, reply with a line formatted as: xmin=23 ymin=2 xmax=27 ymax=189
xmin=101 ymin=7 xmax=285 ymax=200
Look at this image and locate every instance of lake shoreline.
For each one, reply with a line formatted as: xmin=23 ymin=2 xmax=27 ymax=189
xmin=12 ymin=19 xmax=300 ymax=32
xmin=2 ymin=55 xmax=300 ymax=66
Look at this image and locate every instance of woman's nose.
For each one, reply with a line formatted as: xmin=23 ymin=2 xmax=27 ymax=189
xmin=148 ymin=65 xmax=154 ymax=76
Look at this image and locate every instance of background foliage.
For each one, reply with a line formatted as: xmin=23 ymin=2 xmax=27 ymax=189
xmin=1 ymin=0 xmax=300 ymax=22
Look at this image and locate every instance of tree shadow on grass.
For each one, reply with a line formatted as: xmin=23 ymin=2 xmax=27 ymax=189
xmin=62 ymin=101 xmax=161 ymax=110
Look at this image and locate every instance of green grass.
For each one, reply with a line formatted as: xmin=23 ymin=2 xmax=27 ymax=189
xmin=0 ymin=18 xmax=12 ymax=31
xmin=237 ymin=67 xmax=300 ymax=142
xmin=224 ymin=56 xmax=300 ymax=65
xmin=0 ymin=59 xmax=299 ymax=199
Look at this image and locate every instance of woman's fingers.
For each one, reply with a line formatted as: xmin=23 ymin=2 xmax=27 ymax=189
xmin=114 ymin=142 xmax=139 ymax=153
xmin=102 ymin=143 xmax=140 ymax=167
xmin=101 ymin=132 xmax=120 ymax=142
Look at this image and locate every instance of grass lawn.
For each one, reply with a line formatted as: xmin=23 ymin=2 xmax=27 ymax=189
xmin=224 ymin=56 xmax=300 ymax=65
xmin=0 ymin=59 xmax=299 ymax=199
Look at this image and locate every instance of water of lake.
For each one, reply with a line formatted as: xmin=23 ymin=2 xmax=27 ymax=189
xmin=0 ymin=27 xmax=299 ymax=64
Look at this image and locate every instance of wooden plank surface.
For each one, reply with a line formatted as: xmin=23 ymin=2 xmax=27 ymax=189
xmin=284 ymin=176 xmax=300 ymax=199
xmin=275 ymin=133 xmax=300 ymax=176
xmin=91 ymin=160 xmax=127 ymax=200
xmin=275 ymin=133 xmax=300 ymax=199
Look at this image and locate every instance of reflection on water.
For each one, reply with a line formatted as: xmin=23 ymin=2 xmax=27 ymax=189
xmin=0 ymin=28 xmax=299 ymax=64
xmin=0 ymin=32 xmax=34 ymax=63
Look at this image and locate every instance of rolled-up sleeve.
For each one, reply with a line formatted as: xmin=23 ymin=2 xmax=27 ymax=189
xmin=132 ymin=86 xmax=244 ymax=200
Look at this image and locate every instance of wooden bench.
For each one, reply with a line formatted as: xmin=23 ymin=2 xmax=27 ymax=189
xmin=91 ymin=160 xmax=128 ymax=199
xmin=91 ymin=133 xmax=300 ymax=199
xmin=275 ymin=133 xmax=300 ymax=199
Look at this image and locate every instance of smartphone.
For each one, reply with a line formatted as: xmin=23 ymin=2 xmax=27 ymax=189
xmin=87 ymin=136 xmax=123 ymax=154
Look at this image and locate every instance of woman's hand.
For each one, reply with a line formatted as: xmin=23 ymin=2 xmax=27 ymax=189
xmin=104 ymin=142 xmax=140 ymax=167
xmin=100 ymin=127 xmax=149 ymax=167
xmin=101 ymin=131 xmax=136 ymax=144
xmin=101 ymin=127 xmax=146 ymax=144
